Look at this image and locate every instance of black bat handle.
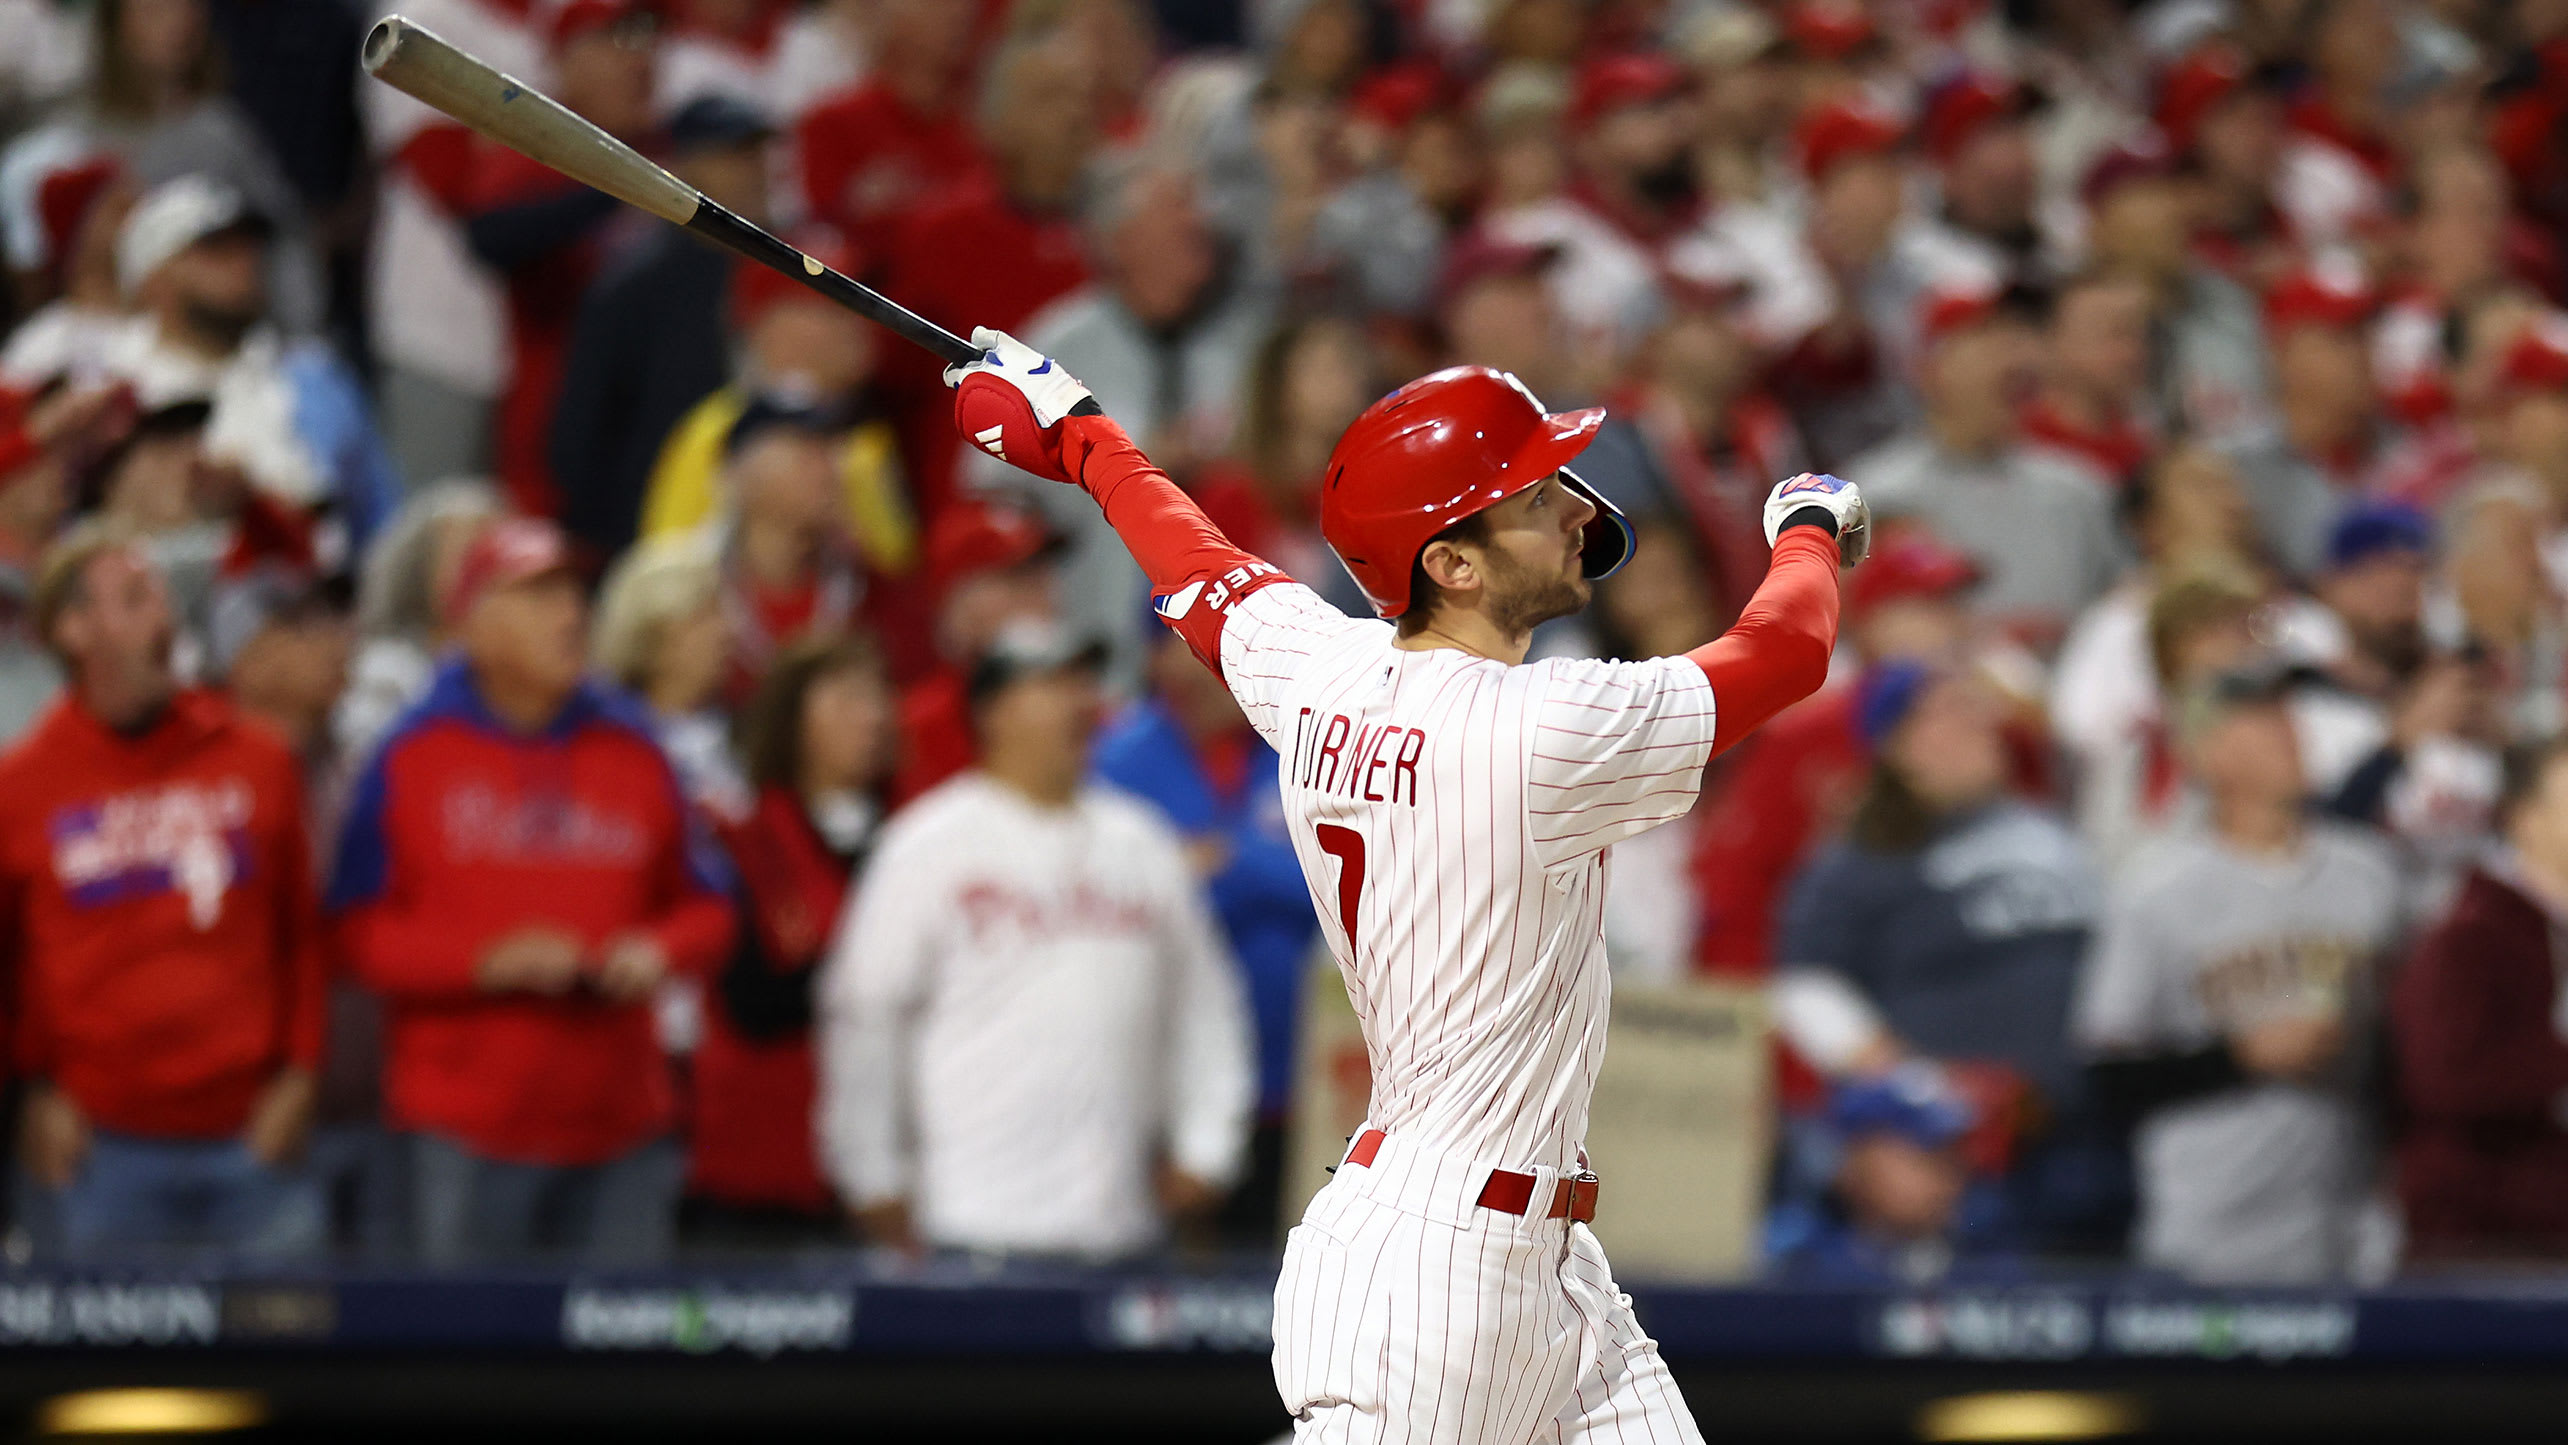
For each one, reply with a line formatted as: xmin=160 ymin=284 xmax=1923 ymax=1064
xmin=684 ymin=199 xmax=983 ymax=368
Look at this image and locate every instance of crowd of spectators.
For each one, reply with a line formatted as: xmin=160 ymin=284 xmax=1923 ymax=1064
xmin=3 ymin=0 xmax=2568 ymax=1286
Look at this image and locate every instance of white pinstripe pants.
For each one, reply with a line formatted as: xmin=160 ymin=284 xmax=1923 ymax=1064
xmin=1272 ymin=1151 xmax=1703 ymax=1444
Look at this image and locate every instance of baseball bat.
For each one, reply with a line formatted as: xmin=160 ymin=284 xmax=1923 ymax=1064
xmin=359 ymin=14 xmax=982 ymax=368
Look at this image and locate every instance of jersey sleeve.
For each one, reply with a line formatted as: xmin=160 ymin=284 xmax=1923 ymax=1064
xmin=1197 ymin=581 xmax=1382 ymax=749
xmin=1526 ymin=654 xmax=1721 ymax=871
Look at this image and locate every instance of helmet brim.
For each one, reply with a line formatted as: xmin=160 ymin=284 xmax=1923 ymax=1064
xmin=1558 ymin=466 xmax=1634 ymax=582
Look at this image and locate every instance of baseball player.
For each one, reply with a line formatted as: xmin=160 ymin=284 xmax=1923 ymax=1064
xmin=946 ymin=329 xmax=1865 ymax=1442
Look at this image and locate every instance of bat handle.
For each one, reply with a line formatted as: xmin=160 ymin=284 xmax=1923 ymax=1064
xmin=684 ymin=201 xmax=984 ymax=369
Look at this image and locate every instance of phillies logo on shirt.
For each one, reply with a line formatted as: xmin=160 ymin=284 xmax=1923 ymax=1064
xmin=955 ymin=880 xmax=1155 ymax=946
xmin=49 ymin=780 xmax=257 ymax=930
xmin=440 ymin=783 xmax=650 ymax=866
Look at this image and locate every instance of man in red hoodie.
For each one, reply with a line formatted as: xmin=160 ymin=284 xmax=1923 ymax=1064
xmin=0 ymin=525 xmax=325 ymax=1260
xmin=329 ymin=518 xmax=732 ymax=1264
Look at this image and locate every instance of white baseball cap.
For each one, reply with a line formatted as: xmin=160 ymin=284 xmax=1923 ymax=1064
xmin=116 ymin=174 xmax=267 ymax=298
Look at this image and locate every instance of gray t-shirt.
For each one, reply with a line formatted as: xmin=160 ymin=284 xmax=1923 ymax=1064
xmin=1847 ymin=433 xmax=2124 ymax=637
xmin=2074 ymin=822 xmax=2401 ymax=1283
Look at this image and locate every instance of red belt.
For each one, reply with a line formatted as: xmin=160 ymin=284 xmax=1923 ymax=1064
xmin=1342 ymin=1129 xmax=1600 ymax=1223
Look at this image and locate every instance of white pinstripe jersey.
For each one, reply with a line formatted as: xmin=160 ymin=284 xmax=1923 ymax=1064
xmin=1206 ymin=580 xmax=1721 ymax=1172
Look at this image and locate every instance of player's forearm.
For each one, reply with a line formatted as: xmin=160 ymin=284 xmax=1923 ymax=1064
xmin=1686 ymin=527 xmax=1841 ymax=756
xmin=1058 ymin=413 xmax=1263 ymax=593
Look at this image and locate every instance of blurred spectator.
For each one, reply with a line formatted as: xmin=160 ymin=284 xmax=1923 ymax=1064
xmin=2051 ymin=448 xmax=2267 ymax=865
xmin=2 ymin=161 xmax=133 ymax=384
xmin=1565 ymin=52 xmax=1699 ymax=248
xmin=2220 ymin=260 xmax=2390 ymax=575
xmin=203 ymin=0 xmax=366 ymax=334
xmin=679 ymin=394 xmax=912 ymax=701
xmin=794 ymin=0 xmax=986 ymax=255
xmin=1766 ymin=1065 xmax=2023 ymax=1283
xmin=1907 ymin=72 xmax=2046 ymax=292
xmin=1189 ymin=311 xmax=1377 ymax=613
xmin=0 ymin=382 xmax=133 ymax=741
xmin=819 ymin=621 xmax=1254 ymax=1260
xmin=2394 ymin=738 xmax=2568 ymax=1260
xmin=2275 ymin=0 xmax=2401 ymax=250
xmin=332 ymin=478 xmax=503 ymax=769
xmin=893 ymin=500 xmax=1062 ymax=803
xmin=1849 ymin=288 xmax=2121 ymax=649
xmin=102 ymin=174 xmax=398 ymax=549
xmin=2164 ymin=44 xmax=2290 ymax=287
xmin=632 ymin=241 xmax=914 ymax=602
xmin=1764 ymin=100 xmax=1917 ymax=467
xmin=2480 ymin=318 xmax=2568 ymax=516
xmin=2 ymin=524 xmax=324 ymax=1259
xmin=874 ymin=29 xmax=1098 ymax=507
xmin=591 ymin=539 xmax=742 ymax=819
xmin=656 ymin=0 xmax=788 ymax=113
xmin=693 ymin=631 xmax=898 ymax=1242
xmin=2286 ymin=504 xmax=2436 ymax=796
xmin=1438 ymin=233 xmax=1575 ymax=402
xmin=1304 ymin=59 xmax=1476 ymax=319
xmin=2080 ymin=667 xmax=2401 ymax=1284
xmin=770 ymin=0 xmax=869 ymax=122
xmin=0 ymin=0 xmax=323 ymax=331
xmin=2436 ymin=478 xmax=2568 ymax=744
xmin=989 ymin=162 xmax=1267 ymax=677
xmin=2019 ymin=271 xmax=2158 ymax=493
xmin=2082 ymin=137 xmax=2270 ymax=450
xmin=84 ymin=396 xmax=320 ymax=674
xmin=1576 ymin=269 xmax=1804 ymax=619
xmin=552 ymin=95 xmax=778 ymax=560
xmin=1093 ymin=623 xmax=1316 ymax=1245
xmin=1693 ymin=526 xmax=1979 ymax=976
xmin=465 ymin=0 xmax=658 ymax=517
xmin=359 ymin=0 xmax=540 ymax=488
xmin=1777 ymin=662 xmax=2117 ymax=1249
xmin=329 ymin=517 xmax=733 ymax=1265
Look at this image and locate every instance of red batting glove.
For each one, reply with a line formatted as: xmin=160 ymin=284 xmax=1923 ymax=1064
xmin=944 ymin=326 xmax=1101 ymax=485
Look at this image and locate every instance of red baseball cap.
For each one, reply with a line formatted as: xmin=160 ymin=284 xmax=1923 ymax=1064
xmin=2080 ymin=133 xmax=2179 ymax=207
xmin=1794 ymin=99 xmax=1905 ymax=183
xmin=926 ymin=502 xmax=1062 ymax=599
xmin=2263 ymin=259 xmax=2375 ymax=336
xmin=1920 ymin=72 xmax=2028 ymax=167
xmin=441 ymin=516 xmax=575 ymax=626
xmin=731 ymin=232 xmax=862 ymax=329
xmin=2156 ymin=44 xmax=2251 ymax=154
xmin=1349 ymin=60 xmax=1456 ymax=134
xmin=1848 ymin=527 xmax=1980 ymax=617
xmin=35 ymin=156 xmax=119 ymax=276
xmin=1917 ymin=285 xmax=2002 ymax=350
xmin=2499 ymin=314 xmax=2568 ymax=395
xmin=1784 ymin=0 xmax=1876 ymax=60
xmin=1569 ymin=53 xmax=1689 ymax=131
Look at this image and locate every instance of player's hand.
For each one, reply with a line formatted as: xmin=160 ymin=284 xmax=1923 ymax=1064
xmin=243 ymin=1067 xmax=318 ymax=1167
xmin=1763 ymin=472 xmax=1869 ymax=566
xmin=20 ymin=1083 xmax=89 ymax=1189
xmin=477 ymin=926 xmax=587 ymax=996
xmin=592 ymin=932 xmax=671 ymax=1003
xmin=2233 ymin=1013 xmax=2345 ymax=1082
xmin=944 ymin=326 xmax=1099 ymax=485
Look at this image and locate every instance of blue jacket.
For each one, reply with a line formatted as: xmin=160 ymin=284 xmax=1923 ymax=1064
xmin=1092 ymin=700 xmax=1315 ymax=1116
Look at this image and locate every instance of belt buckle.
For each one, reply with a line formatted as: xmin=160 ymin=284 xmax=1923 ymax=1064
xmin=1565 ymin=1170 xmax=1600 ymax=1223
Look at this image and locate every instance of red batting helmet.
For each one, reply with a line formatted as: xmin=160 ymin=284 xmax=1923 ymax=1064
xmin=1319 ymin=366 xmax=1632 ymax=618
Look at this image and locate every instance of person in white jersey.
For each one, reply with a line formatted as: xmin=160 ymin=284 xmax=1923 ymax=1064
xmin=945 ymin=328 xmax=1868 ymax=1443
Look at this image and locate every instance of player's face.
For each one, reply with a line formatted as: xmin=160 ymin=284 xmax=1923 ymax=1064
xmin=1470 ymin=474 xmax=1597 ymax=633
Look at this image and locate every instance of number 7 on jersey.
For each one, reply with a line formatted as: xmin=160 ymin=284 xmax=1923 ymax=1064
xmin=1315 ymin=823 xmax=1365 ymax=953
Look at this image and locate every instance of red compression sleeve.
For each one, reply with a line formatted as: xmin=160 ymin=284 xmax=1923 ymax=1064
xmin=1061 ymin=414 xmax=1265 ymax=589
xmin=1059 ymin=414 xmax=1288 ymax=670
xmin=1687 ymin=527 xmax=1842 ymax=757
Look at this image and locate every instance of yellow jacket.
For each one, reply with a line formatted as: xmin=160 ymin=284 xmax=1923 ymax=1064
xmin=637 ymin=388 xmax=918 ymax=576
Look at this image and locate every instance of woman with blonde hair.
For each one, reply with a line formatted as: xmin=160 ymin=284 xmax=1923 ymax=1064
xmin=592 ymin=536 xmax=743 ymax=820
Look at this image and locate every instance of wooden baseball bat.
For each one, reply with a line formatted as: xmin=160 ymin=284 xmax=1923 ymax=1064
xmin=360 ymin=13 xmax=983 ymax=368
